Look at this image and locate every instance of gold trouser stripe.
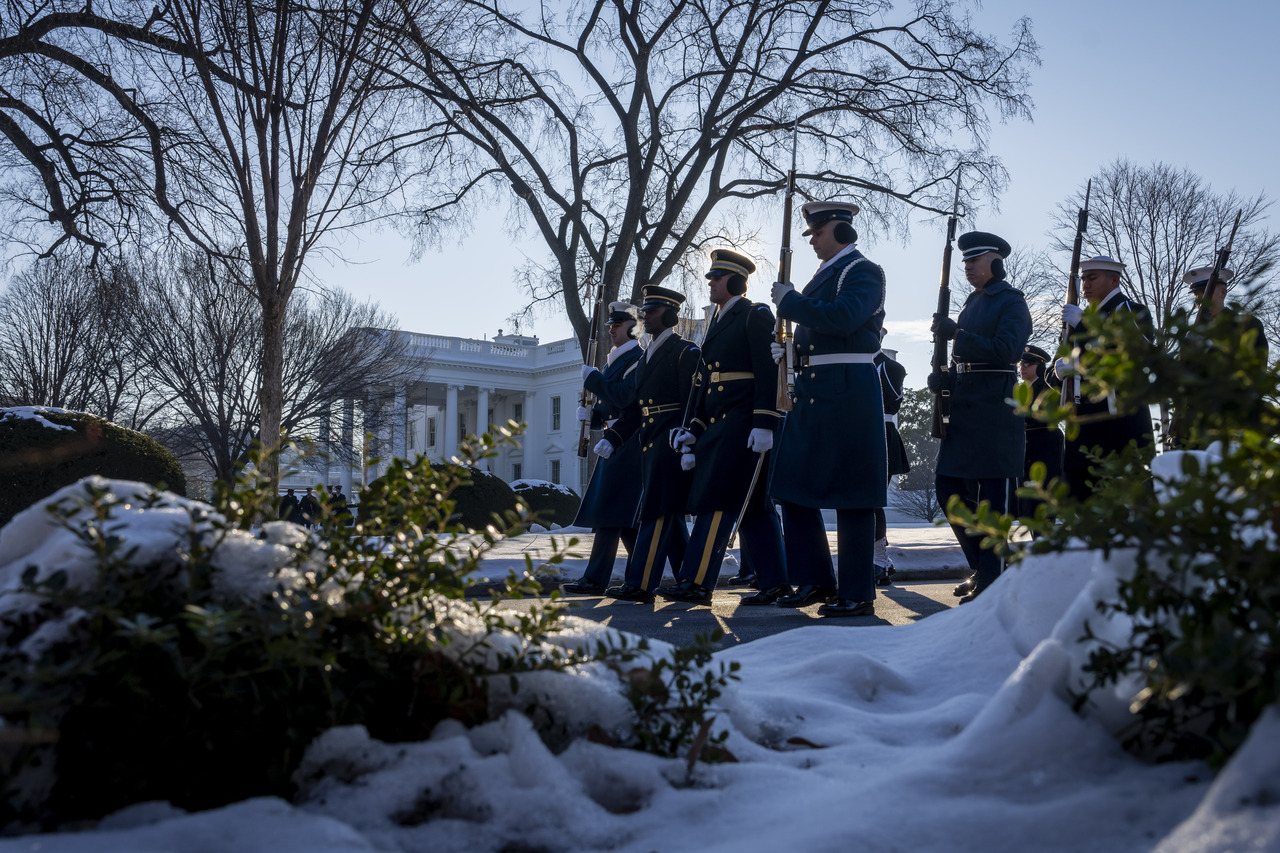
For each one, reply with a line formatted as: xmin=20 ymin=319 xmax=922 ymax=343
xmin=639 ymin=517 xmax=665 ymax=590
xmin=692 ymin=511 xmax=724 ymax=587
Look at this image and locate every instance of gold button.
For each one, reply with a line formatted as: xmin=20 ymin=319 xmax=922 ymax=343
xmin=715 ymin=361 xmax=721 ymax=368
xmin=810 ymin=372 xmax=816 ymax=379
xmin=717 ymin=385 xmax=724 ymax=392
xmin=648 ymin=418 xmax=655 ymax=424
xmin=809 ymin=345 xmax=815 ymax=351
xmin=710 ymin=417 xmax=716 ymax=424
xmin=810 ymin=398 xmax=815 ymax=403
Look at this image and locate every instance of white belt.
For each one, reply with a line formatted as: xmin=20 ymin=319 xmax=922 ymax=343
xmin=884 ymin=413 xmax=897 ymax=426
xmin=803 ymin=352 xmax=876 ymax=367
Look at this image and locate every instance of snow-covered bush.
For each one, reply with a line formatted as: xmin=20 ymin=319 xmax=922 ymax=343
xmin=0 ymin=407 xmax=185 ymax=527
xmin=949 ymin=299 xmax=1279 ymax=766
xmin=0 ymin=431 xmax=741 ymax=830
xmin=0 ymin=434 xmax=573 ymax=827
xmin=511 ymin=478 xmax=581 ymax=528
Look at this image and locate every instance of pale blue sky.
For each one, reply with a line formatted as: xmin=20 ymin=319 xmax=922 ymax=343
xmin=323 ymin=0 xmax=1280 ymax=384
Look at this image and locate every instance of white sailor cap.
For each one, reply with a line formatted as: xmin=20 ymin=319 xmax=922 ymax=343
xmin=606 ymin=302 xmax=639 ymax=323
xmin=1079 ymin=255 xmax=1126 ymax=275
xmin=1182 ymin=266 xmax=1235 ymax=290
xmin=800 ymin=201 xmax=860 ymax=236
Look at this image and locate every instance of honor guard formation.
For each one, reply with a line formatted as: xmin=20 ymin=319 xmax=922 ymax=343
xmin=564 ymin=191 xmax=1269 ymax=615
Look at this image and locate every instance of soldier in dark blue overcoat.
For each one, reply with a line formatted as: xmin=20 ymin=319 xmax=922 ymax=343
xmin=929 ymin=231 xmax=1032 ymax=602
xmin=656 ymin=249 xmax=789 ymax=606
xmin=768 ymin=201 xmax=887 ymax=618
xmin=595 ymin=285 xmax=700 ymax=602
xmin=562 ymin=303 xmax=647 ymax=594
xmin=1052 ymin=255 xmax=1154 ymax=501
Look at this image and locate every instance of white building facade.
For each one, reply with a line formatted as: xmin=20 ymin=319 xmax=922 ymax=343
xmin=292 ymin=330 xmax=590 ymax=497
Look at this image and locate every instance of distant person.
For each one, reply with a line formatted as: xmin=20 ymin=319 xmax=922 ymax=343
xmin=1016 ymin=344 xmax=1063 ymax=526
xmin=1184 ymin=265 xmax=1269 ymax=363
xmin=929 ymin=231 xmax=1031 ymax=604
xmin=330 ymin=484 xmax=353 ymax=525
xmin=280 ymin=488 xmax=300 ymax=523
xmin=299 ymin=486 xmax=321 ymax=529
xmin=874 ymin=335 xmax=911 ymax=585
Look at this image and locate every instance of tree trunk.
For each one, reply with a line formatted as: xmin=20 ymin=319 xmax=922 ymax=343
xmin=260 ymin=295 xmax=287 ymax=484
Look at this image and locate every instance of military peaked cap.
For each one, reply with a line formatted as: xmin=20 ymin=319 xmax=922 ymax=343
xmin=606 ymin=301 xmax=639 ymax=324
xmin=956 ymin=231 xmax=1011 ymax=261
xmin=706 ymin=248 xmax=757 ymax=278
xmin=800 ymin=201 xmax=860 ymax=236
xmin=1020 ymin=344 xmax=1051 ymax=364
xmin=1080 ymin=256 xmax=1126 ymax=274
xmin=640 ymin=284 xmax=685 ymax=311
xmin=1183 ymin=266 xmax=1235 ymax=291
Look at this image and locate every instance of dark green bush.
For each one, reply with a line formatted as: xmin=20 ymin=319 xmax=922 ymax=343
xmin=511 ymin=480 xmax=581 ymax=528
xmin=0 ymin=429 xmax=742 ymax=829
xmin=0 ymin=408 xmax=185 ymax=527
xmin=357 ymin=461 xmax=517 ymax=533
xmin=949 ymin=298 xmax=1280 ymax=766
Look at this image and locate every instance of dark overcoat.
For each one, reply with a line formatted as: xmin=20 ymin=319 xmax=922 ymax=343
xmin=935 ymin=279 xmax=1032 ymax=479
xmin=770 ymin=249 xmax=887 ymax=510
xmin=603 ymin=332 xmax=700 ymax=522
xmin=1063 ymin=291 xmax=1154 ymax=459
xmin=685 ymin=298 xmax=782 ymax=514
xmin=877 ymin=352 xmax=911 ymax=477
xmin=574 ymin=341 xmax=643 ymax=529
xmin=1023 ymin=376 xmax=1064 ymax=484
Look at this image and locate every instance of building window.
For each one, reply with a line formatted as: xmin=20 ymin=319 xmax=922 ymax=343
xmin=459 ymin=413 xmax=467 ymax=438
xmin=513 ymin=402 xmax=523 ymax=423
xmin=512 ymin=462 xmax=522 ymax=480
xmin=551 ymin=396 xmax=561 ymax=431
xmin=488 ymin=407 xmax=494 ymax=432
xmin=427 ymin=418 xmax=436 ymax=447
xmin=550 ymin=458 xmax=561 ymax=484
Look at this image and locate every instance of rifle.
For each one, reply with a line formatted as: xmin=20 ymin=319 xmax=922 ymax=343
xmin=774 ymin=121 xmax=799 ymax=412
xmin=1058 ymin=179 xmax=1092 ymax=408
xmin=929 ymin=179 xmax=963 ymax=439
xmin=577 ymin=244 xmax=608 ymax=457
xmin=1193 ymin=210 xmax=1242 ymax=325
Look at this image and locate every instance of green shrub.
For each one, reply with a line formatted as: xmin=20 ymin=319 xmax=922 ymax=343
xmin=0 ymin=428 xmax=742 ymax=828
xmin=0 ymin=407 xmax=185 ymax=527
xmin=357 ymin=459 xmax=517 ymax=533
xmin=511 ymin=480 xmax=581 ymax=528
xmin=948 ymin=298 xmax=1280 ymax=766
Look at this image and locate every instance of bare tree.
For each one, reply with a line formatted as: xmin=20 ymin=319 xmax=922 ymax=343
xmin=1049 ymin=160 xmax=1280 ymax=332
xmin=392 ymin=0 xmax=1039 ymax=356
xmin=0 ymin=253 xmax=163 ymax=427
xmin=0 ymin=1 xmax=461 ymax=483
xmin=129 ymin=253 xmax=412 ymax=483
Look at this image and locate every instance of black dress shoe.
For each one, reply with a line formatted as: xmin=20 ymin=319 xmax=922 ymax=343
xmin=958 ymin=586 xmax=986 ymax=604
xmin=953 ymin=576 xmax=975 ymax=597
xmin=774 ymin=584 xmax=836 ymax=608
xmin=561 ymin=577 xmax=607 ymax=595
xmin=817 ymin=598 xmax=875 ymax=617
xmin=656 ymin=580 xmax=712 ymax=604
xmin=875 ymin=572 xmax=894 ymax=587
xmin=740 ymin=584 xmax=793 ymax=605
xmin=726 ymin=572 xmax=759 ymax=589
xmin=604 ymin=583 xmax=655 ymax=603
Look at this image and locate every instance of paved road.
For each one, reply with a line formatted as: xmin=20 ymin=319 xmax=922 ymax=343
xmin=499 ymin=579 xmax=962 ymax=648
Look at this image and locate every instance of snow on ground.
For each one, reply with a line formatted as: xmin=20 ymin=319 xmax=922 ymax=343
xmin=2 ymin=477 xmax=1278 ymax=853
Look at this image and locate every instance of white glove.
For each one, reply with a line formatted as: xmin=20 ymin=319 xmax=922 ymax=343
xmin=770 ymin=280 xmax=795 ymax=307
xmin=593 ymin=438 xmax=614 ymax=459
xmin=770 ymin=340 xmax=785 ymax=364
xmin=576 ymin=406 xmax=591 ymax=423
xmin=1062 ymin=303 xmax=1084 ymax=328
xmin=670 ymin=427 xmax=696 ymax=452
xmin=747 ymin=427 xmax=774 ymax=453
xmin=581 ymin=364 xmax=599 ymax=382
xmin=680 ymin=452 xmax=696 ymax=471
xmin=1054 ymin=357 xmax=1076 ymax=380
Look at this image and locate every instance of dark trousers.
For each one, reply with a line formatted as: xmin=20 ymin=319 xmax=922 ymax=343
xmin=582 ymin=527 xmax=638 ymax=586
xmin=623 ymin=515 xmax=690 ymax=591
xmin=678 ymin=499 xmax=787 ymax=589
xmin=778 ymin=502 xmax=876 ymax=601
xmin=935 ymin=474 xmax=1014 ymax=589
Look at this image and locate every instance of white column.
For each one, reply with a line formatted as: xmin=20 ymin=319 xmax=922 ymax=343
xmin=319 ymin=404 xmax=332 ymax=487
xmin=340 ymin=399 xmax=354 ymax=494
xmin=392 ymin=386 xmax=407 ymax=460
xmin=519 ymin=390 xmax=541 ymax=478
xmin=444 ymin=384 xmax=460 ymax=462
xmin=477 ymin=387 xmax=491 ymax=434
